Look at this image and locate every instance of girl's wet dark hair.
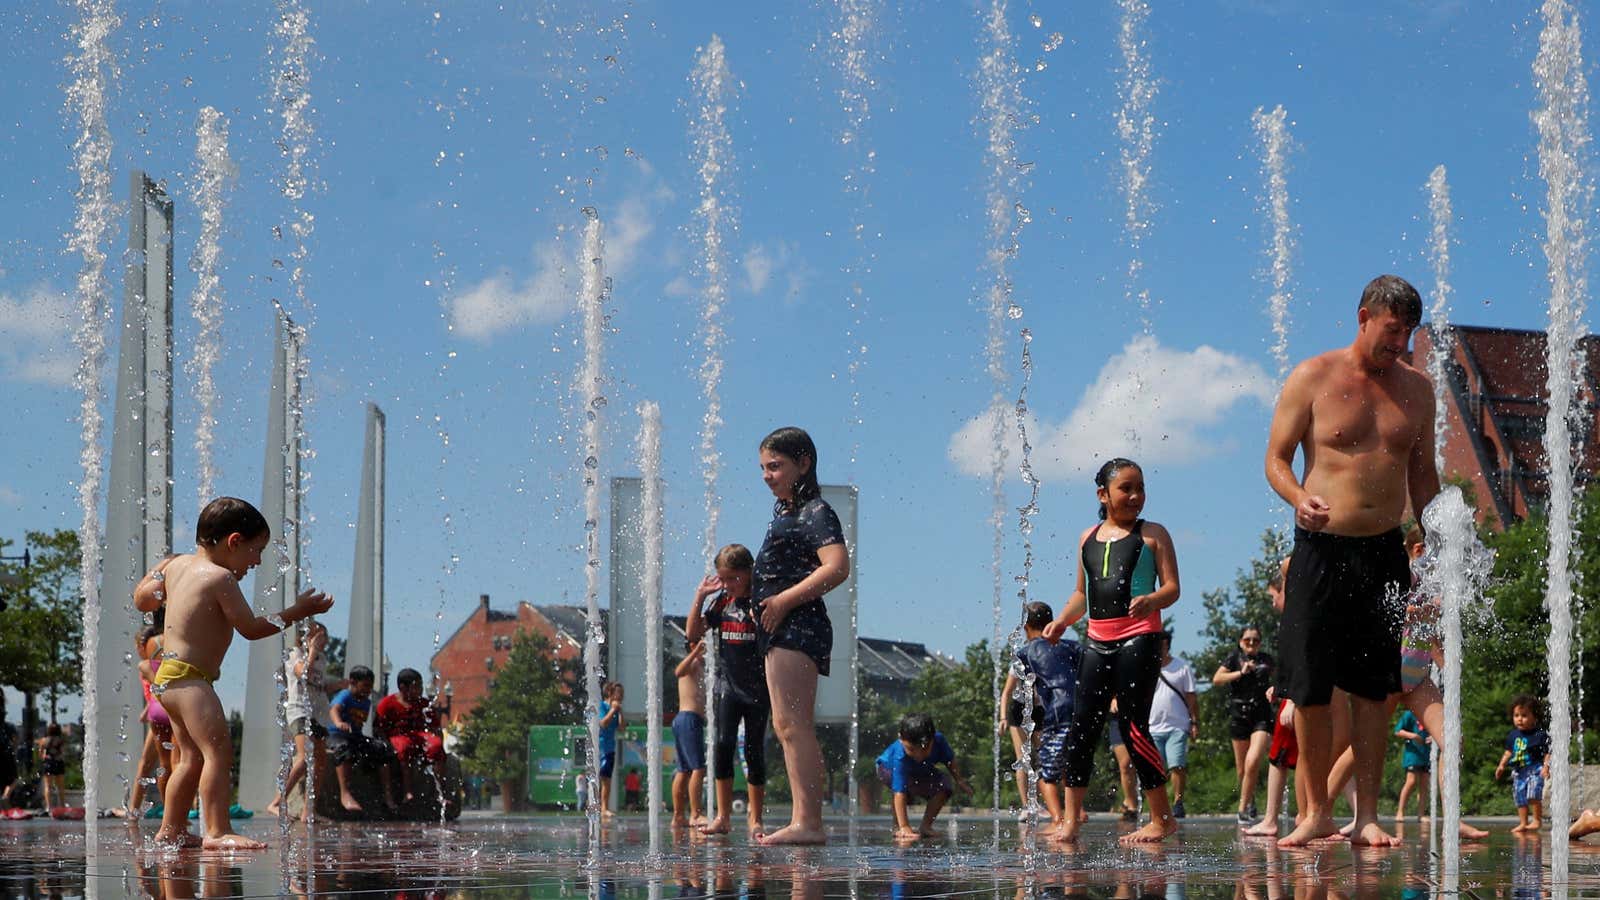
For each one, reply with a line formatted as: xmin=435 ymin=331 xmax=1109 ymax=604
xmin=196 ymin=497 xmax=270 ymax=546
xmin=760 ymin=426 xmax=821 ymax=508
xmin=1093 ymin=457 xmax=1141 ymax=520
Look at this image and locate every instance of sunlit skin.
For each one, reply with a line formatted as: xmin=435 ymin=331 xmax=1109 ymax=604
xmin=1042 ymin=465 xmax=1182 ymax=845
xmin=329 ymin=674 xmax=398 ymax=815
xmin=685 ymin=565 xmax=767 ymax=836
xmin=133 ymin=531 xmax=333 ymax=849
xmin=1243 ymin=561 xmax=1304 ymax=840
xmin=670 ymin=641 xmax=707 ymax=829
xmin=1265 ymin=297 xmax=1440 ymax=850
xmin=752 ymin=447 xmax=850 ymax=846
xmin=1213 ymin=628 xmax=1272 ymax=822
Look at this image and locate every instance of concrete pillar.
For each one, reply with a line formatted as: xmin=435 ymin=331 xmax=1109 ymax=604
xmin=236 ymin=308 xmax=303 ymax=812
xmin=91 ymin=170 xmax=173 ymax=812
xmin=346 ymin=403 xmax=386 ymax=717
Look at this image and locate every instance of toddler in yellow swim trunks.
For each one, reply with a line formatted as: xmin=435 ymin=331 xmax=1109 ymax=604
xmin=133 ymin=497 xmax=333 ymax=849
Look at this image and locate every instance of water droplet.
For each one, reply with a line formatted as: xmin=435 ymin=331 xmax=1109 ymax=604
xmin=1043 ymin=33 xmax=1064 ymax=52
xmin=583 ymin=455 xmax=598 ymax=469
xmin=1029 ymin=13 xmax=1042 ymax=27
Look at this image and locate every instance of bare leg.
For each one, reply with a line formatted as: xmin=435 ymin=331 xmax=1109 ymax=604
xmin=1278 ymin=705 xmax=1340 ymax=847
xmin=1170 ymin=766 xmax=1187 ymax=810
xmin=1346 ymin=693 xmax=1398 ymax=846
xmin=1113 ymin=744 xmax=1137 ymax=815
xmin=756 ymin=649 xmax=826 ymax=845
xmin=747 ymin=783 xmax=766 ymax=835
xmin=1240 ymin=731 xmax=1271 ymax=817
xmin=304 ymin=736 xmax=328 ymax=822
xmin=1039 ymin=780 xmax=1064 ymax=828
xmin=671 ymin=770 xmax=690 ymax=827
xmin=1246 ymin=765 xmax=1288 ymax=837
xmin=131 ymin=727 xmax=160 ymax=811
xmin=1054 ymin=786 xmax=1087 ymax=842
xmin=157 ymin=705 xmax=202 ymax=845
xmin=157 ymin=680 xmax=265 ymax=849
xmin=700 ymin=778 xmax=733 ymax=834
xmin=1008 ymin=727 xmax=1030 ymax=808
xmin=1231 ymin=737 xmax=1249 ymax=813
xmin=1395 ymin=771 xmax=1416 ymax=819
xmin=688 ymin=770 xmax=706 ymax=825
xmin=918 ymin=790 xmax=950 ymax=837
xmin=335 ymin=762 xmax=365 ymax=813
xmin=268 ymin=733 xmax=309 ymax=817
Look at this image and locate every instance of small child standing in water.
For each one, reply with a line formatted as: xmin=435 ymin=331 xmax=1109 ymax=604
xmin=670 ymin=639 xmax=707 ymax=828
xmin=132 ymin=496 xmax=333 ymax=848
xmin=1496 ymin=694 xmax=1551 ymax=833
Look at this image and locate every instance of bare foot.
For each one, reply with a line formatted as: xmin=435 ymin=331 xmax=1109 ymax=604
xmin=698 ymin=816 xmax=731 ymax=835
xmin=1460 ymin=822 xmax=1490 ymax=841
xmin=691 ymin=814 xmax=708 ymax=828
xmin=339 ymin=795 xmax=365 ymax=814
xmin=1348 ymin=820 xmax=1400 ymax=847
xmin=155 ymin=829 xmax=203 ymax=848
xmin=1051 ymin=820 xmax=1082 ymax=844
xmin=1244 ymin=818 xmax=1280 ymax=837
xmin=265 ymin=799 xmax=281 ymax=817
xmin=202 ymin=832 xmax=269 ymax=851
xmin=1277 ymin=814 xmax=1343 ymax=848
xmin=672 ymin=816 xmax=690 ymax=829
xmin=754 ymin=823 xmax=827 ymax=845
xmin=1339 ymin=821 xmax=1356 ymax=837
xmin=918 ymin=824 xmax=938 ymax=838
xmin=1120 ymin=817 xmax=1178 ymax=844
xmin=746 ymin=820 xmax=763 ymax=838
xmin=1511 ymin=822 xmax=1532 ymax=834
xmin=1571 ymin=809 xmax=1600 ymax=841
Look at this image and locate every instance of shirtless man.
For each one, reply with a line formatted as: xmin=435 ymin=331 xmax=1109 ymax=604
xmin=1264 ymin=275 xmax=1438 ymax=848
xmin=133 ymin=497 xmax=334 ymax=849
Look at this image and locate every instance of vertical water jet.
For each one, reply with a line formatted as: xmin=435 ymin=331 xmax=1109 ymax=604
xmin=690 ymin=35 xmax=735 ymax=816
xmin=637 ymin=402 xmax=664 ymax=853
xmin=1252 ymin=106 xmax=1294 ymax=380
xmin=1115 ymin=0 xmax=1157 ymax=332
xmin=65 ymin=0 xmax=120 ymax=830
xmin=1423 ymin=165 xmax=1456 ymax=474
xmin=578 ymin=208 xmax=609 ymax=850
xmin=189 ymin=108 xmax=233 ymax=509
xmin=1533 ymin=0 xmax=1592 ymax=880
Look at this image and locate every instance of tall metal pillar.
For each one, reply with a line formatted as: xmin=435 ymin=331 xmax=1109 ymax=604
xmin=346 ymin=403 xmax=386 ymax=717
xmin=91 ymin=170 xmax=173 ymax=812
xmin=236 ymin=307 xmax=303 ymax=812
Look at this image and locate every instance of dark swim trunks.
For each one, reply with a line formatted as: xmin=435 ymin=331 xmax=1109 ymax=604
xmin=1276 ymin=527 xmax=1408 ymax=705
xmin=761 ymin=599 xmax=833 ymax=677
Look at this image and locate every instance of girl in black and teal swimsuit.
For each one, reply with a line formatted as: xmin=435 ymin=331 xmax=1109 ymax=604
xmin=1043 ymin=457 xmax=1182 ymax=844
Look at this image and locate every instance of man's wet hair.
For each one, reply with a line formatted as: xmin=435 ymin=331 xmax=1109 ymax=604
xmin=349 ymin=665 xmax=376 ymax=684
xmin=1509 ymin=694 xmax=1540 ymax=718
xmin=196 ymin=497 xmax=270 ymax=546
xmin=714 ymin=543 xmax=754 ymax=571
xmin=899 ymin=712 xmax=936 ymax=745
xmin=1023 ymin=601 xmax=1054 ymax=631
xmin=397 ymin=668 xmax=422 ymax=689
xmin=1358 ymin=274 xmax=1423 ymax=330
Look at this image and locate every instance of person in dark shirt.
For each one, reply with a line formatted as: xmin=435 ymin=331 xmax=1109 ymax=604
xmin=685 ymin=543 xmax=769 ymax=836
xmin=875 ymin=713 xmax=969 ymax=841
xmin=1000 ymin=601 xmax=1081 ymax=830
xmin=1212 ymin=626 xmax=1275 ymax=825
xmin=751 ymin=427 xmax=850 ymax=846
xmin=1496 ymin=694 xmax=1551 ymax=833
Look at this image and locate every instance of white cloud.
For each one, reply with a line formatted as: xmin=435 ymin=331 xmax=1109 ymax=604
xmin=949 ymin=335 xmax=1276 ymax=479
xmin=742 ymin=241 xmax=804 ymax=301
xmin=449 ymin=196 xmax=657 ymax=343
xmin=0 ymin=285 xmax=76 ymax=388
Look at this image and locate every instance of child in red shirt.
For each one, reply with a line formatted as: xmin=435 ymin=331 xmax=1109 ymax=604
xmin=374 ymin=668 xmax=444 ymax=802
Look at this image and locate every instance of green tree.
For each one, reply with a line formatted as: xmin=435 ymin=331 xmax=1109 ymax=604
xmin=459 ymin=630 xmax=581 ymax=795
xmin=0 ymin=530 xmax=84 ymax=740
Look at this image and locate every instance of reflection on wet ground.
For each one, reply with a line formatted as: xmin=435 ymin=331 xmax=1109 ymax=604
xmin=1 ymin=814 xmax=1599 ymax=898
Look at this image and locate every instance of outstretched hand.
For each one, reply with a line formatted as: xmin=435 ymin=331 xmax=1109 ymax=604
xmin=294 ymin=587 xmax=334 ymax=616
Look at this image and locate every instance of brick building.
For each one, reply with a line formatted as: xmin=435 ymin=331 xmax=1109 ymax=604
xmin=429 ymin=594 xmax=583 ymax=718
xmin=1413 ymin=323 xmax=1600 ymax=529
xmin=431 ymin=596 xmax=953 ymax=719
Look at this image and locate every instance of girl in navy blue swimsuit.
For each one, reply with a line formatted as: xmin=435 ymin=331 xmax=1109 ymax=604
xmin=1043 ymin=457 xmax=1182 ymax=844
xmin=751 ymin=427 xmax=850 ymax=846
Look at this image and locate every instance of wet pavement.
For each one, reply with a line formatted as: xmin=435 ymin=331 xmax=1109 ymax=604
xmin=1 ymin=812 xmax=1597 ymax=898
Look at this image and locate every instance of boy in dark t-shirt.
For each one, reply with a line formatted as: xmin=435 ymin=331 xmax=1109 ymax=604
xmin=685 ymin=544 xmax=770 ymax=836
xmin=1002 ymin=601 xmax=1081 ymax=830
xmin=328 ymin=666 xmax=398 ymax=814
xmin=1496 ymin=694 xmax=1551 ymax=833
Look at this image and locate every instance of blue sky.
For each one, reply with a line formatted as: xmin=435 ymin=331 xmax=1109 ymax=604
xmin=0 ymin=1 xmax=1581 ymax=716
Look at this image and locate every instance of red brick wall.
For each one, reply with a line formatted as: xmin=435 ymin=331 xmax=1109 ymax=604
xmin=430 ymin=599 xmax=581 ymax=720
